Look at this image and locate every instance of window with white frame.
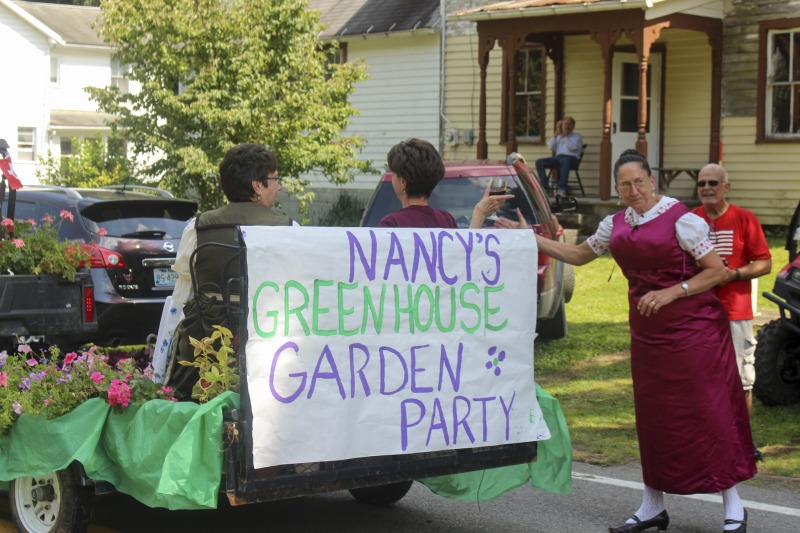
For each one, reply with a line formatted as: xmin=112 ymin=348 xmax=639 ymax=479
xmin=514 ymin=46 xmax=545 ymax=141
xmin=766 ymin=28 xmax=800 ymax=137
xmin=17 ymin=128 xmax=35 ymax=161
xmin=50 ymin=57 xmax=59 ymax=84
xmin=111 ymin=58 xmax=129 ymax=94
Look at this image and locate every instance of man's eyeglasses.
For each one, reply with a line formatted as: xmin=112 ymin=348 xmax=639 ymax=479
xmin=696 ymin=180 xmax=720 ymax=188
xmin=617 ymin=178 xmax=648 ymax=191
xmin=264 ymin=176 xmax=282 ymax=184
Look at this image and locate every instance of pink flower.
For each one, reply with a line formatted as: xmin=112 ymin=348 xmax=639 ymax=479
xmin=60 ymin=209 xmax=75 ymax=222
xmin=0 ymin=371 xmax=7 ymax=388
xmin=42 ymin=213 xmax=54 ymax=224
xmin=90 ymin=372 xmax=104 ymax=384
xmin=97 ymin=227 xmax=108 ymax=236
xmin=18 ymin=344 xmax=31 ymax=354
xmin=12 ymin=400 xmax=23 ymax=415
xmin=44 ymin=398 xmax=52 ymax=406
xmin=26 ymin=358 xmax=37 ymax=367
xmin=161 ymin=386 xmax=174 ymax=395
xmin=11 ymin=238 xmax=24 ymax=248
xmin=107 ymin=379 xmax=132 ymax=408
xmin=26 ymin=218 xmax=36 ymax=226
xmin=64 ymin=352 xmax=77 ymax=365
xmin=1 ymin=218 xmax=13 ymax=227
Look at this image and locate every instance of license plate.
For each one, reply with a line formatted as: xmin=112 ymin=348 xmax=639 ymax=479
xmin=154 ymin=268 xmax=179 ymax=287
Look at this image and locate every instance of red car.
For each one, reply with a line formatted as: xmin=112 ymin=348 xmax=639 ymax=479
xmin=360 ymin=153 xmax=572 ymax=339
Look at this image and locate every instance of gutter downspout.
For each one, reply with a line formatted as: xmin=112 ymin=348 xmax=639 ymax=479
xmin=438 ymin=0 xmax=447 ymax=154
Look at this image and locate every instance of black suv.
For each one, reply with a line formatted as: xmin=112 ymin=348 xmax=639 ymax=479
xmin=3 ymin=185 xmax=197 ymax=346
xmin=361 ymin=154 xmax=573 ymax=339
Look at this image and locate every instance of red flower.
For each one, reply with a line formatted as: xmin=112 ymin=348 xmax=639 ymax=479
xmin=60 ymin=210 xmax=74 ymax=222
xmin=1 ymin=218 xmax=14 ymax=234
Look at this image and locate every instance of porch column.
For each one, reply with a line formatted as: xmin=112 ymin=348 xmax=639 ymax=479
xmin=707 ymin=26 xmax=723 ymax=163
xmin=634 ymin=48 xmax=650 ymax=157
xmin=590 ymin=28 xmax=621 ymax=200
xmin=477 ymin=37 xmax=495 ymax=159
xmin=631 ymin=23 xmax=668 ymax=158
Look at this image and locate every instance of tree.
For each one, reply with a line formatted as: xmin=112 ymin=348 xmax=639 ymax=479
xmin=36 ymin=137 xmax=137 ymax=188
xmin=28 ymin=1 xmax=101 ymax=6
xmin=88 ymin=0 xmax=369 ymax=212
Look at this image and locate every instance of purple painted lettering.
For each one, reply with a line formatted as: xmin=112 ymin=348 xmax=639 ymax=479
xmin=269 ymin=342 xmax=306 ymax=403
xmin=347 ymin=230 xmax=377 ymax=283
xmin=379 ymin=346 xmax=409 ymax=395
xmin=400 ymin=398 xmax=425 ymax=451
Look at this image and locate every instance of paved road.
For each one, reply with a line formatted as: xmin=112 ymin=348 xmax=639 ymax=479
xmin=3 ymin=462 xmax=798 ymax=532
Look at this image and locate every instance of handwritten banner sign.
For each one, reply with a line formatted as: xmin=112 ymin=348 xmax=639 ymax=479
xmin=242 ymin=226 xmax=548 ymax=469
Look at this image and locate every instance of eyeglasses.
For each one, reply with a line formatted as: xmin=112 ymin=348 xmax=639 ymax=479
xmin=696 ymin=180 xmax=720 ymax=188
xmin=263 ymin=176 xmax=282 ymax=184
xmin=617 ymin=178 xmax=648 ymax=191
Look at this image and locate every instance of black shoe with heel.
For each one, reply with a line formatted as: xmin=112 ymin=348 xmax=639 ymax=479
xmin=723 ymin=509 xmax=747 ymax=533
xmin=609 ymin=510 xmax=670 ymax=533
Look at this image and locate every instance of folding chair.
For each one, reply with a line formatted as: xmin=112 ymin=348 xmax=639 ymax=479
xmin=547 ymin=143 xmax=587 ymax=197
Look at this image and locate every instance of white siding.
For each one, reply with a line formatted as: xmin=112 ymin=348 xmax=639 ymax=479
xmin=305 ymin=32 xmax=441 ymax=191
xmin=0 ymin=5 xmax=49 ymax=182
xmin=49 ymin=48 xmax=112 ymax=112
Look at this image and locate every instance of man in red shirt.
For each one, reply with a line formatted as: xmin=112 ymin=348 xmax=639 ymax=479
xmin=692 ymin=164 xmax=772 ymax=460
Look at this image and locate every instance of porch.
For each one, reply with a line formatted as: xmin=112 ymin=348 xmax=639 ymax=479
xmin=446 ymin=0 xmax=725 ymax=202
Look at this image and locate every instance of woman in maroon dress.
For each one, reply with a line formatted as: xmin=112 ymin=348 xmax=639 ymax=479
xmin=527 ymin=150 xmax=755 ymax=533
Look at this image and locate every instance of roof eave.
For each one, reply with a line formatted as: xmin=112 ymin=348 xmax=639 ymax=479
xmin=2 ymin=0 xmax=65 ymax=45
xmin=319 ymin=26 xmax=439 ymax=42
xmin=449 ymin=0 xmax=723 ymax=22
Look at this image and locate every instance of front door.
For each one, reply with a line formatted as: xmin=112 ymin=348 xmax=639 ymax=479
xmin=611 ymin=52 xmax=661 ymax=191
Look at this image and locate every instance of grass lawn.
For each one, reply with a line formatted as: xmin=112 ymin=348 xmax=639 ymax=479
xmin=534 ymin=237 xmax=800 ymax=482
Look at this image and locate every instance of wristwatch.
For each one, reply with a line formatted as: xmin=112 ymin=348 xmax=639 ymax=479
xmin=680 ymin=282 xmax=690 ymax=297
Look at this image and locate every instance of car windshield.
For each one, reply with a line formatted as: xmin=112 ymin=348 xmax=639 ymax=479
xmin=362 ymin=175 xmax=536 ymax=228
xmin=79 ymin=201 xmax=196 ymax=239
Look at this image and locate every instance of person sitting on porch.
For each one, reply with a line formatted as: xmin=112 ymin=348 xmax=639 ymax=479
xmin=535 ymin=116 xmax=583 ymax=197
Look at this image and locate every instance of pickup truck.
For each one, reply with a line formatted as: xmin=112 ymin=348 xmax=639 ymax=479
xmin=0 ymin=272 xmax=98 ymax=351
xmin=3 ymin=226 xmax=568 ymax=533
xmin=0 ymin=139 xmax=98 ymax=351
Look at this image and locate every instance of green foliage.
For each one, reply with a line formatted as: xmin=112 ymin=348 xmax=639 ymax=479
xmin=90 ymin=0 xmax=371 ymax=212
xmin=178 ymin=325 xmax=239 ymax=403
xmin=756 ymin=234 xmax=790 ymax=311
xmin=28 ymin=1 xmax=100 ymax=5
xmin=316 ymin=191 xmax=365 ymax=227
xmin=0 ymin=215 xmax=90 ymax=281
xmin=35 ymin=136 xmax=138 ymax=188
xmin=0 ymin=345 xmax=177 ymax=436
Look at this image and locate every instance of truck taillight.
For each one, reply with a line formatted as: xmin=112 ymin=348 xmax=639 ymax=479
xmin=84 ymin=286 xmax=94 ymax=323
xmin=88 ymin=245 xmax=127 ymax=268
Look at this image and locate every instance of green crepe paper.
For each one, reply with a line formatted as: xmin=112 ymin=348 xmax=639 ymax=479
xmin=419 ymin=384 xmax=573 ymax=500
xmin=0 ymin=392 xmax=239 ymax=510
xmin=0 ymin=385 xmax=571 ymax=510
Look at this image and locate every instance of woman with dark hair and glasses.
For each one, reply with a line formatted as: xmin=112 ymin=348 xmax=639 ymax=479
xmin=494 ymin=149 xmax=755 ymax=532
xmin=154 ymin=143 xmax=296 ymax=396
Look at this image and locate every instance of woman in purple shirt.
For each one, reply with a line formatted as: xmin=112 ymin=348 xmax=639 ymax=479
xmin=379 ymin=138 xmax=507 ymax=229
xmin=378 ymin=138 xmax=457 ymax=229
